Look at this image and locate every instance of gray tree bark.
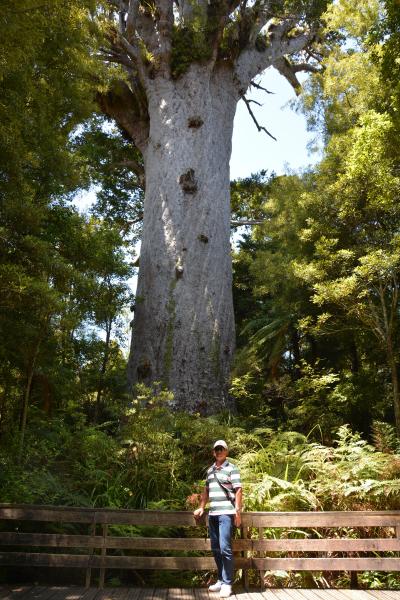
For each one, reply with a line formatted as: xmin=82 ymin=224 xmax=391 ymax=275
xmin=127 ymin=65 xmax=237 ymax=413
xmin=99 ymin=0 xmax=322 ymax=414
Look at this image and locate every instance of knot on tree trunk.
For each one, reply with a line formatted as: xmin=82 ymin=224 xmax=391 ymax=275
xmin=179 ymin=169 xmax=198 ymax=194
xmin=137 ymin=359 xmax=152 ymax=380
xmin=188 ymin=117 xmax=204 ymax=128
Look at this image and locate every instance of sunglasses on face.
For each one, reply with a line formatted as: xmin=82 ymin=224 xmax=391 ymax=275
xmin=214 ymin=446 xmax=226 ymax=452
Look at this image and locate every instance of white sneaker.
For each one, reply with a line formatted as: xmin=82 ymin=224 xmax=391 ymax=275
xmin=209 ymin=581 xmax=222 ymax=592
xmin=219 ymin=585 xmax=232 ymax=598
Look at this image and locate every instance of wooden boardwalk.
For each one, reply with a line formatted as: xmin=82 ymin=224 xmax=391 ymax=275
xmin=0 ymin=588 xmax=400 ymax=600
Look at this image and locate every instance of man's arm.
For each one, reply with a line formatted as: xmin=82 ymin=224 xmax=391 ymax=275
xmin=234 ymin=487 xmax=242 ymax=527
xmin=193 ymin=486 xmax=209 ymax=518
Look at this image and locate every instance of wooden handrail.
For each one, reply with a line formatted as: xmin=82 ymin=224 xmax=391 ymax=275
xmin=1 ymin=504 xmax=400 ymax=525
xmin=1 ymin=505 xmax=399 ymax=588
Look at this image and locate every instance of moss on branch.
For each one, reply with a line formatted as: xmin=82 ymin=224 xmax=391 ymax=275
xmin=170 ymin=24 xmax=213 ymax=78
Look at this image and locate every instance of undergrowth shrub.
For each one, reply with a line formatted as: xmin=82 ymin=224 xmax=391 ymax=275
xmin=1 ymin=392 xmax=399 ymax=514
xmin=240 ymin=424 xmax=400 ymax=511
xmin=1 ymin=387 xmax=400 ymax=588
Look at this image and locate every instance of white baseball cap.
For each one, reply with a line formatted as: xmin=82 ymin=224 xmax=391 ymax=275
xmin=213 ymin=439 xmax=228 ymax=450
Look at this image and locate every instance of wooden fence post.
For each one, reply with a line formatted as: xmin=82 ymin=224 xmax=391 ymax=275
xmin=258 ymin=527 xmax=265 ymax=590
xmin=241 ymin=525 xmax=250 ymax=590
xmin=85 ymin=516 xmax=97 ymax=588
xmin=99 ymin=523 xmax=108 ymax=589
xmin=350 ymin=571 xmax=358 ymax=589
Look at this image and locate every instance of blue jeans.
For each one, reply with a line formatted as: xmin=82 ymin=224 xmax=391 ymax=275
xmin=208 ymin=514 xmax=234 ymax=585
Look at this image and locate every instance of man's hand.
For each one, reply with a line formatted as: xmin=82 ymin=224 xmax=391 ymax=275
xmin=193 ymin=507 xmax=204 ymax=519
xmin=234 ymin=512 xmax=241 ymax=528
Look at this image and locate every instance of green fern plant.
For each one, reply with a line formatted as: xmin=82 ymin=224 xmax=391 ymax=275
xmin=372 ymin=420 xmax=400 ymax=454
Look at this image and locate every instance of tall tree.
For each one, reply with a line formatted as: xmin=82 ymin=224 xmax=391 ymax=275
xmin=296 ymin=112 xmax=400 ymax=433
xmin=291 ymin=0 xmax=400 ymax=432
xmin=0 ymin=0 xmax=98 ymax=446
xmin=99 ymin=0 xmax=329 ymax=413
xmin=0 ymin=1 xmax=135 ymax=444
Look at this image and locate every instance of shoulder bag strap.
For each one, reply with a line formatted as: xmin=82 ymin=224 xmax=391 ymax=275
xmin=213 ymin=470 xmax=236 ymax=508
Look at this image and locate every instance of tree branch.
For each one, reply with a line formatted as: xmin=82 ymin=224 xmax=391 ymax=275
xmin=125 ymin=0 xmax=140 ymax=42
xmin=234 ymin=21 xmax=314 ymax=92
xmin=100 ymin=47 xmax=136 ymax=70
xmin=240 ymin=93 xmax=276 ymax=140
xmin=292 ymin=62 xmax=321 ymax=74
xmin=273 ymin=56 xmax=302 ymax=95
xmin=247 ymin=3 xmax=275 ymax=45
xmin=153 ymin=0 xmax=174 ymax=74
xmin=119 ymin=34 xmax=141 ymax=63
xmin=126 ymin=213 xmax=144 ymax=225
xmin=250 ymin=79 xmax=274 ymax=94
xmin=306 ymin=48 xmax=324 ymax=62
xmin=96 ymin=80 xmax=149 ymax=154
xmin=247 ymin=98 xmax=263 ymax=106
xmin=110 ymin=159 xmax=145 ymax=187
xmin=273 ymin=56 xmax=321 ymax=95
xmin=231 ymin=219 xmax=266 ymax=226
xmin=210 ymin=7 xmax=231 ymax=67
xmin=367 ymin=297 xmax=385 ymax=344
xmin=114 ymin=0 xmax=159 ymax=84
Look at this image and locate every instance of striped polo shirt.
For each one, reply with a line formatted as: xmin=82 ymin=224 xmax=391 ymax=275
xmin=206 ymin=460 xmax=242 ymax=515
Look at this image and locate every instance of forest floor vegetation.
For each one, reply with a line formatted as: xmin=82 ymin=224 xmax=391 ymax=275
xmin=1 ymin=388 xmax=400 ymax=589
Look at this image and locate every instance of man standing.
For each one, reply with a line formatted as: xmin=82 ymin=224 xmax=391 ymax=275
xmin=194 ymin=440 xmax=243 ymax=598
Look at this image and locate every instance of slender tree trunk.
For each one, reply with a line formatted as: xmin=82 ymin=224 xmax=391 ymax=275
xmin=128 ymin=65 xmax=237 ymax=414
xmin=19 ymin=340 xmax=41 ymax=458
xmin=0 ymin=376 xmax=10 ymax=438
xmin=350 ymin=339 xmax=360 ymax=374
xmin=309 ymin=335 xmax=318 ymax=365
xmin=291 ymin=328 xmax=301 ymax=379
xmin=378 ymin=280 xmax=400 ymax=433
xmin=387 ymin=342 xmax=400 ymax=434
xmin=95 ymin=321 xmax=112 ymax=422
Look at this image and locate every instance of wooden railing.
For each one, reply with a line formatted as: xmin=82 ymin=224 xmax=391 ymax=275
xmin=0 ymin=505 xmax=399 ymax=588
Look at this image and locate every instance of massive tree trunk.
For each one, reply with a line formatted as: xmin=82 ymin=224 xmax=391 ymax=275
xmin=128 ymin=65 xmax=237 ymax=413
xmin=99 ymin=0 xmax=322 ymax=414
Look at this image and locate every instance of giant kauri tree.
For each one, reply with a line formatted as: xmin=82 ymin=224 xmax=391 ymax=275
xmin=99 ymin=0 xmax=328 ymax=414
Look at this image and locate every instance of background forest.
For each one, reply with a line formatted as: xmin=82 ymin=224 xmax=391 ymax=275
xmin=1 ymin=0 xmax=400 ymax=589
